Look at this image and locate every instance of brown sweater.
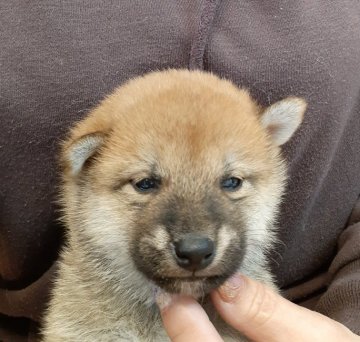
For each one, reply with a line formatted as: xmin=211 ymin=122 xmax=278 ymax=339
xmin=0 ymin=1 xmax=359 ymax=340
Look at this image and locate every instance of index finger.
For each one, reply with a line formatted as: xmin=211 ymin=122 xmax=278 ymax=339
xmin=157 ymin=293 xmax=223 ymax=342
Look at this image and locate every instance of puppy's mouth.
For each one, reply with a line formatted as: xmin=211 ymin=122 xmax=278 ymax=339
xmin=152 ymin=274 xmax=229 ymax=298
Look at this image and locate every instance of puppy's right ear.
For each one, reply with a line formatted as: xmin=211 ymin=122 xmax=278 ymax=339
xmin=62 ymin=133 xmax=105 ymax=176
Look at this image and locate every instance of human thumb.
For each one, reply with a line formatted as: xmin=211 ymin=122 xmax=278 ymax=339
xmin=211 ymin=274 xmax=358 ymax=342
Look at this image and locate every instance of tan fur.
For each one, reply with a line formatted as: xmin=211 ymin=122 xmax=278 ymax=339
xmin=42 ymin=70 xmax=306 ymax=341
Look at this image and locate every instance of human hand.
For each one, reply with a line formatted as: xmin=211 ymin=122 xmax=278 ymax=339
xmin=156 ymin=274 xmax=360 ymax=341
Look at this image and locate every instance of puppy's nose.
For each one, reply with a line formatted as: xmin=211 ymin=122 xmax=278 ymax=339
xmin=174 ymin=234 xmax=215 ymax=271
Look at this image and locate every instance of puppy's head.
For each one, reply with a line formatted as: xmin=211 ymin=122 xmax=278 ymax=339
xmin=61 ymin=70 xmax=306 ymax=297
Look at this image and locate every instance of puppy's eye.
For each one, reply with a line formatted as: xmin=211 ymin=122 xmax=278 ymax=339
xmin=133 ymin=178 xmax=159 ymax=193
xmin=220 ymin=177 xmax=243 ymax=191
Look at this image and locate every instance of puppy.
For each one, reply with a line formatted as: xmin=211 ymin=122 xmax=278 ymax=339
xmin=42 ymin=70 xmax=306 ymax=341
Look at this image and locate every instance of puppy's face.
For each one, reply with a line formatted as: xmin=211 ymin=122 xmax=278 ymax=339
xmin=62 ymin=70 xmax=306 ymax=297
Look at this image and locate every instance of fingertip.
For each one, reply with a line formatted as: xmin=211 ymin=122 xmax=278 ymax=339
xmin=211 ymin=274 xmax=280 ymax=339
xmin=217 ymin=273 xmax=246 ymax=303
xmin=157 ymin=294 xmax=222 ymax=342
xmin=155 ymin=289 xmax=176 ymax=312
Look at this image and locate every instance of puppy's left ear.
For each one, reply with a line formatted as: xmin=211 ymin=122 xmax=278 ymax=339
xmin=261 ymin=97 xmax=307 ymax=146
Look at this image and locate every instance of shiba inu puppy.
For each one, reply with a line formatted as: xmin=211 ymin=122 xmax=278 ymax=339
xmin=42 ymin=70 xmax=306 ymax=341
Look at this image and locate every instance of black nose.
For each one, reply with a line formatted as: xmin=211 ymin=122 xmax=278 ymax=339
xmin=173 ymin=234 xmax=215 ymax=271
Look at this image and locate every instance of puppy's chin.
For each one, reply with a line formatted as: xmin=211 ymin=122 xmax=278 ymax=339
xmin=152 ymin=275 xmax=229 ymax=298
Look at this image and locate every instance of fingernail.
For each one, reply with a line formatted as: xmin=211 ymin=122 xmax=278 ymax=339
xmin=155 ymin=288 xmax=173 ymax=311
xmin=218 ymin=273 xmax=244 ymax=303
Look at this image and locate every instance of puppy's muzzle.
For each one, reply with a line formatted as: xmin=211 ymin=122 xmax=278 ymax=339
xmin=173 ymin=233 xmax=215 ymax=271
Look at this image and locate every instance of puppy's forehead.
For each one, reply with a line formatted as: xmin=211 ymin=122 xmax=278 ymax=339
xmin=110 ymin=92 xmax=266 ymax=159
xmin=96 ymin=74 xmax=275 ymax=178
